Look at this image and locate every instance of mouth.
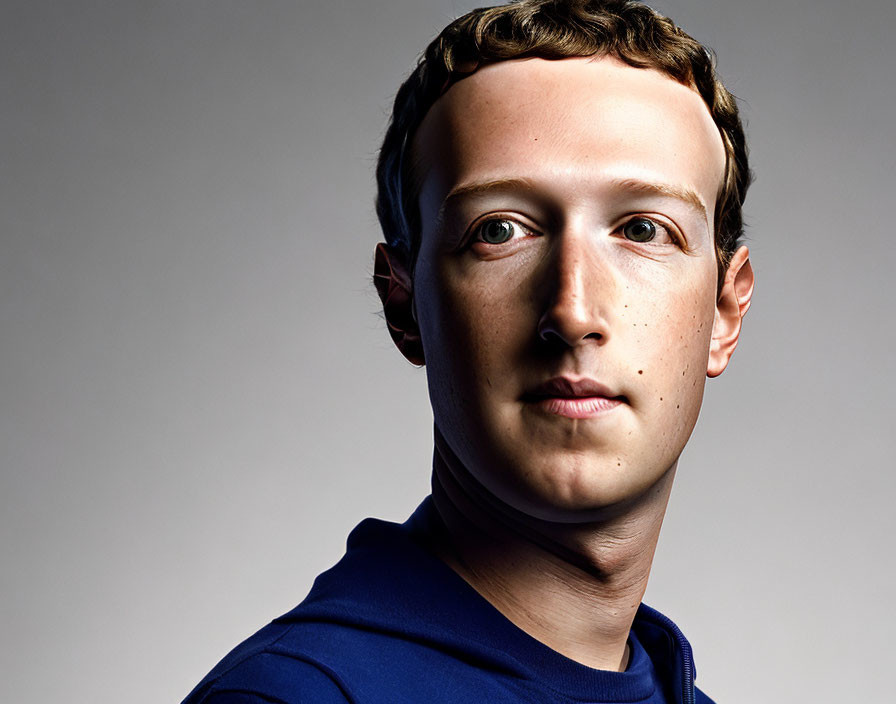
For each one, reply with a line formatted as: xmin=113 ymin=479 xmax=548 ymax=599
xmin=521 ymin=377 xmax=627 ymax=419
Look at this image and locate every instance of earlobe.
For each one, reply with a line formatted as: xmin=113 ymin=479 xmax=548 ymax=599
xmin=707 ymin=246 xmax=754 ymax=378
xmin=373 ymin=243 xmax=425 ymax=366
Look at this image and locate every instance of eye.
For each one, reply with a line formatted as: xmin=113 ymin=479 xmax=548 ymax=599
xmin=622 ymin=217 xmax=658 ymax=242
xmin=472 ymin=218 xmax=530 ymax=245
xmin=620 ymin=217 xmax=675 ymax=245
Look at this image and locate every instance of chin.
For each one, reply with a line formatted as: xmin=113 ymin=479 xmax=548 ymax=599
xmin=484 ymin=451 xmax=670 ymax=524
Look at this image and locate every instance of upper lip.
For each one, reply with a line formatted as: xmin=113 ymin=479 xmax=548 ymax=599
xmin=523 ymin=377 xmax=625 ymax=402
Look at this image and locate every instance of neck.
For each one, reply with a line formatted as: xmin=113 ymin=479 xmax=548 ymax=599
xmin=426 ymin=426 xmax=676 ymax=672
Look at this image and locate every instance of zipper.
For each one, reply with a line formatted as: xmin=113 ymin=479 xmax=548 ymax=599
xmin=638 ymin=605 xmax=696 ymax=704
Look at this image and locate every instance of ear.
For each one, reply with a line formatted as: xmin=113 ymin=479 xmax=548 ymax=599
xmin=707 ymin=245 xmax=754 ymax=378
xmin=373 ymin=243 xmax=425 ymax=366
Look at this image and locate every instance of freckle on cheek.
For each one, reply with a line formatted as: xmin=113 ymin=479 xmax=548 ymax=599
xmin=638 ymin=370 xmax=643 ymax=375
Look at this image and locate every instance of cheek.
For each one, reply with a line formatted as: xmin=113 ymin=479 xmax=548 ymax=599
xmin=426 ymin=261 xmax=532 ymax=373
xmin=627 ymin=283 xmax=716 ymax=442
xmin=415 ymin=263 xmax=535 ymax=468
xmin=414 ymin=262 xmax=511 ymax=423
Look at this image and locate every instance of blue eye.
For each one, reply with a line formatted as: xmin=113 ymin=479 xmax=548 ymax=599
xmin=476 ymin=219 xmax=519 ymax=244
xmin=622 ymin=217 xmax=657 ymax=243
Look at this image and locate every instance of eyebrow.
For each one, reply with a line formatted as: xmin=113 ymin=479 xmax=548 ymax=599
xmin=436 ymin=176 xmax=708 ymax=223
xmin=609 ymin=178 xmax=708 ymax=222
xmin=436 ymin=178 xmax=539 ymax=225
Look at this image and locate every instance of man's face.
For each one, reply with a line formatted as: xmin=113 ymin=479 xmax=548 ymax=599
xmin=410 ymin=57 xmax=728 ymax=522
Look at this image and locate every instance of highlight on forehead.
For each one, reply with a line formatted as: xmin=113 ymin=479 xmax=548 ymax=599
xmin=409 ymin=59 xmax=720 ymax=244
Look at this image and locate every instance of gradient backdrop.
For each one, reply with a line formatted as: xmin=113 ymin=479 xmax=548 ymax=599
xmin=2 ymin=2 xmax=894 ymax=702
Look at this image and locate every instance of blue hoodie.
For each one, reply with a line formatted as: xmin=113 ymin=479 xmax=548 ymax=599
xmin=183 ymin=497 xmax=714 ymax=703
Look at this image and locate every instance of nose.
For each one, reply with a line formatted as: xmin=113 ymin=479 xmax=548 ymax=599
xmin=536 ymin=230 xmax=612 ymax=348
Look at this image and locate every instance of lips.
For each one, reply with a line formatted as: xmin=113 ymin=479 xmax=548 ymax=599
xmin=522 ymin=377 xmax=627 ymax=419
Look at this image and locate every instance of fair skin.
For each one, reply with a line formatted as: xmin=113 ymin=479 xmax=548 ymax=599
xmin=375 ymin=56 xmax=754 ymax=672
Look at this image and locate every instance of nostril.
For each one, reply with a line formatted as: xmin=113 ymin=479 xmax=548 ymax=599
xmin=536 ymin=314 xmax=564 ymax=345
xmin=537 ymin=321 xmax=603 ymax=347
xmin=537 ymin=326 xmax=563 ymax=345
xmin=536 ymin=289 xmax=608 ymax=347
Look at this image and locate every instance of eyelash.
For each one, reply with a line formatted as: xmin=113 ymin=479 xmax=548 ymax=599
xmin=617 ymin=216 xmax=680 ymax=247
xmin=466 ymin=215 xmax=684 ymax=249
xmin=469 ymin=217 xmax=537 ymax=246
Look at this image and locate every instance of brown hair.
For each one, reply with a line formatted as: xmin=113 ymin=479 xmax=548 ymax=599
xmin=375 ymin=0 xmax=751 ymax=284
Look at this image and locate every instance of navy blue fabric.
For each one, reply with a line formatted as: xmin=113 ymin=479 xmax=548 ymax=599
xmin=184 ymin=497 xmax=715 ymax=704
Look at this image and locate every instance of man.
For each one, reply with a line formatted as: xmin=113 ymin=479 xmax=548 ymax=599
xmin=184 ymin=1 xmax=754 ymax=702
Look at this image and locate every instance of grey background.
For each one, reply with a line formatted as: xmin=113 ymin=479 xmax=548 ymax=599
xmin=2 ymin=1 xmax=893 ymax=702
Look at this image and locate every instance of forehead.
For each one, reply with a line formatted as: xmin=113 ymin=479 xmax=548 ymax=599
xmin=412 ymin=56 xmax=726 ymax=230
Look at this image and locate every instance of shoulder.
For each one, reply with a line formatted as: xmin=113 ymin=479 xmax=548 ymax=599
xmin=182 ymin=624 xmax=351 ymax=704
xmin=695 ymin=685 xmax=717 ymax=703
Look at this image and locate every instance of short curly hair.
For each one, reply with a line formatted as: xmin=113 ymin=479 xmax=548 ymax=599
xmin=375 ymin=0 xmax=750 ymax=285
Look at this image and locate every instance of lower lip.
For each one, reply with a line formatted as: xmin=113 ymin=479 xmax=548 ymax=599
xmin=534 ymin=396 xmax=623 ymax=419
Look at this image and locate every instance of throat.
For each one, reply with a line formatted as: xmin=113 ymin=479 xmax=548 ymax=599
xmin=425 ymin=431 xmax=674 ymax=672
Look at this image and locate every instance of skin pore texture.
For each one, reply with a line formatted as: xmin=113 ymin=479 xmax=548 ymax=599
xmin=375 ymin=57 xmax=754 ymax=672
